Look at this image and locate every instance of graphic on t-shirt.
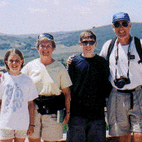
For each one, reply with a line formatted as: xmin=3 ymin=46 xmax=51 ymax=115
xmin=5 ymin=83 xmax=24 ymax=112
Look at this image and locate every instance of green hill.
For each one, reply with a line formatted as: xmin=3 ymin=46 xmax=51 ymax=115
xmin=0 ymin=22 xmax=142 ymax=66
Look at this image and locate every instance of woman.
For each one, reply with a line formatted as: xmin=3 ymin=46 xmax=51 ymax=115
xmin=21 ymin=33 xmax=72 ymax=142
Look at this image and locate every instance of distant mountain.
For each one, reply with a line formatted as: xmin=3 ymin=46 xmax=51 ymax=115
xmin=0 ymin=22 xmax=142 ymax=66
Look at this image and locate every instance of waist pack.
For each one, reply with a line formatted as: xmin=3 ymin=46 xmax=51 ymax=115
xmin=33 ymin=94 xmax=65 ymax=115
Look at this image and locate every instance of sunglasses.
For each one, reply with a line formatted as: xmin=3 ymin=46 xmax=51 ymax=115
xmin=38 ymin=33 xmax=54 ymax=40
xmin=81 ymin=41 xmax=95 ymax=45
xmin=113 ymin=21 xmax=129 ymax=28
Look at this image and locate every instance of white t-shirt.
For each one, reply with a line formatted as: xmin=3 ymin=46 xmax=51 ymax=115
xmin=100 ymin=37 xmax=142 ymax=90
xmin=21 ymin=58 xmax=72 ymax=96
xmin=0 ymin=73 xmax=38 ymax=130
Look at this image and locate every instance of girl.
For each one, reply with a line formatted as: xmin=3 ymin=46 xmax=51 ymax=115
xmin=0 ymin=49 xmax=38 ymax=142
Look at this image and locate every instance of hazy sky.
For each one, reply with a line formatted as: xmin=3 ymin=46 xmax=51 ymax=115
xmin=0 ymin=0 xmax=142 ymax=35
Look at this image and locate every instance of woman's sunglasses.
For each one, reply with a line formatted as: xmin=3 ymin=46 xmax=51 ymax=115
xmin=113 ymin=21 xmax=129 ymax=28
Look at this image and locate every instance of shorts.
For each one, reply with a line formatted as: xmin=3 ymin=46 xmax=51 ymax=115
xmin=0 ymin=129 xmax=27 ymax=140
xmin=29 ymin=105 xmax=63 ymax=141
xmin=107 ymin=86 xmax=142 ymax=136
xmin=66 ymin=116 xmax=106 ymax=142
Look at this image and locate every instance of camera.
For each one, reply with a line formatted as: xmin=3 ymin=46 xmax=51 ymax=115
xmin=114 ymin=76 xmax=130 ymax=88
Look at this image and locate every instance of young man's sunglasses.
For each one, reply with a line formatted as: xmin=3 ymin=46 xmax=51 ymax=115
xmin=113 ymin=21 xmax=129 ymax=28
xmin=81 ymin=41 xmax=95 ymax=45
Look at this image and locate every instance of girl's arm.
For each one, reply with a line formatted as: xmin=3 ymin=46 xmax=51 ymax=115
xmin=27 ymin=101 xmax=35 ymax=136
xmin=61 ymin=87 xmax=71 ymax=125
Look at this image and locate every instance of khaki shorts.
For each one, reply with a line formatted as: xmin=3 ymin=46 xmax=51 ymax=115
xmin=0 ymin=129 xmax=27 ymax=140
xmin=29 ymin=105 xmax=63 ymax=141
xmin=107 ymin=86 xmax=142 ymax=136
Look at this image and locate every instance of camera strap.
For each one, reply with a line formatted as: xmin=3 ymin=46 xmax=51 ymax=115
xmin=115 ymin=37 xmax=134 ymax=110
xmin=115 ymin=37 xmax=132 ymax=80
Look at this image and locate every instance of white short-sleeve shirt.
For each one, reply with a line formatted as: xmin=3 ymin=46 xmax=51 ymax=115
xmin=100 ymin=37 xmax=142 ymax=90
xmin=0 ymin=73 xmax=38 ymax=130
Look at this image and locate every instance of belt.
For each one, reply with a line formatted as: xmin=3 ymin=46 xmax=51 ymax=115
xmin=117 ymin=89 xmax=135 ymax=93
xmin=38 ymin=95 xmax=55 ymax=98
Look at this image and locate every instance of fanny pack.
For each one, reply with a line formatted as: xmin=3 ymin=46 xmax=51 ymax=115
xmin=33 ymin=93 xmax=65 ymax=115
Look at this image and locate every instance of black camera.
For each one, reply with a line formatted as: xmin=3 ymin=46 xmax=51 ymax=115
xmin=114 ymin=76 xmax=130 ymax=88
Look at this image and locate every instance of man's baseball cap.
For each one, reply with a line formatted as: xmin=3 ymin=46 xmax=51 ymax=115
xmin=112 ymin=12 xmax=130 ymax=23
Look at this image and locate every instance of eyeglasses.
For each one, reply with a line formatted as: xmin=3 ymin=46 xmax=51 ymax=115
xmin=9 ymin=60 xmax=21 ymax=63
xmin=81 ymin=41 xmax=95 ymax=45
xmin=39 ymin=45 xmax=52 ymax=49
xmin=113 ymin=21 xmax=129 ymax=28
xmin=38 ymin=33 xmax=54 ymax=40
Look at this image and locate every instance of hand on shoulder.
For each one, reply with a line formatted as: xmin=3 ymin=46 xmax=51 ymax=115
xmin=66 ymin=54 xmax=76 ymax=65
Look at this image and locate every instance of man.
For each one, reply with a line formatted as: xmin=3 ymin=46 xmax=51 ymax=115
xmin=100 ymin=12 xmax=142 ymax=142
xmin=66 ymin=30 xmax=110 ymax=142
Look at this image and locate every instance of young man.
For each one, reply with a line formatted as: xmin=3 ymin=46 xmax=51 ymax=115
xmin=100 ymin=12 xmax=142 ymax=142
xmin=66 ymin=30 xmax=110 ymax=142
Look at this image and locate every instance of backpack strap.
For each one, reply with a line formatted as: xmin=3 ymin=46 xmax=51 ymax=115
xmin=107 ymin=36 xmax=142 ymax=64
xmin=134 ymin=36 xmax=142 ymax=64
xmin=106 ymin=37 xmax=117 ymax=61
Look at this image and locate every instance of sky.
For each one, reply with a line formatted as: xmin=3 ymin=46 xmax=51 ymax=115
xmin=0 ymin=0 xmax=142 ymax=35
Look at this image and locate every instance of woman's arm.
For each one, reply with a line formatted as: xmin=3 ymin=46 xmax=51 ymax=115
xmin=61 ymin=87 xmax=71 ymax=125
xmin=27 ymin=101 xmax=35 ymax=136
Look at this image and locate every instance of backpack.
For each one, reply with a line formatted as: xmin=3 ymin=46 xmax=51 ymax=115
xmin=106 ymin=36 xmax=142 ymax=64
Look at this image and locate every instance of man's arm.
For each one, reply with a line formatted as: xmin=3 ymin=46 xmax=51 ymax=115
xmin=99 ymin=40 xmax=112 ymax=59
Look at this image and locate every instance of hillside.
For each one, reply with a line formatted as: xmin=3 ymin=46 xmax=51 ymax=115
xmin=0 ymin=22 xmax=142 ymax=66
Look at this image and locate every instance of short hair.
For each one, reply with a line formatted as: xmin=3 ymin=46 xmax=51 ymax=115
xmin=4 ymin=48 xmax=24 ymax=70
xmin=36 ymin=38 xmax=56 ymax=49
xmin=36 ymin=33 xmax=56 ymax=49
xmin=80 ymin=30 xmax=96 ymax=42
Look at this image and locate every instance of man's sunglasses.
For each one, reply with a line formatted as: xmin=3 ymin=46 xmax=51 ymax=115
xmin=81 ymin=41 xmax=95 ymax=45
xmin=113 ymin=21 xmax=129 ymax=28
